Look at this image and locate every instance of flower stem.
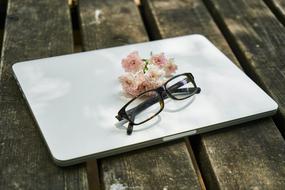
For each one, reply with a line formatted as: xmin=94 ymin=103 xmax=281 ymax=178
xmin=143 ymin=59 xmax=149 ymax=73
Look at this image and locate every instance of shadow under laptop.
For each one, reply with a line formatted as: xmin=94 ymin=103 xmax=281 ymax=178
xmin=115 ymin=95 xmax=196 ymax=133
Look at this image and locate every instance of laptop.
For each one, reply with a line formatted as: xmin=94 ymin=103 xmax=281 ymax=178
xmin=12 ymin=35 xmax=278 ymax=166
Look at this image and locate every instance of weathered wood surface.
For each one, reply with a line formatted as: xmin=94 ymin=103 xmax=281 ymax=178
xmin=142 ymin=0 xmax=238 ymax=63
xmin=198 ymin=118 xmax=285 ymax=189
xmin=142 ymin=0 xmax=285 ymax=189
xmin=0 ymin=0 xmax=88 ymax=189
xmin=205 ymin=0 xmax=285 ymax=135
xmin=264 ymin=0 xmax=285 ymax=25
xmin=79 ymin=0 xmax=148 ymax=50
xmin=100 ymin=140 xmax=203 ymax=190
xmin=78 ymin=0 xmax=202 ymax=189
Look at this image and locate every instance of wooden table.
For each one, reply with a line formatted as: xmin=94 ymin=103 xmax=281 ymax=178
xmin=0 ymin=0 xmax=285 ymax=189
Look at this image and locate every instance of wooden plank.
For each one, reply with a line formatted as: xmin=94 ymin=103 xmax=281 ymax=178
xmin=0 ymin=0 xmax=88 ymax=189
xmin=78 ymin=0 xmax=202 ymax=189
xmin=79 ymin=0 xmax=148 ymax=50
xmin=204 ymin=0 xmax=285 ymax=135
xmin=197 ymin=118 xmax=285 ymax=189
xmin=142 ymin=0 xmax=239 ymax=64
xmin=142 ymin=0 xmax=285 ymax=189
xmin=100 ymin=140 xmax=202 ymax=190
xmin=264 ymin=0 xmax=285 ymax=25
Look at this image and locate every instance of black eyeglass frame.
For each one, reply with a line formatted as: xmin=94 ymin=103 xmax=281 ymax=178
xmin=116 ymin=72 xmax=201 ymax=135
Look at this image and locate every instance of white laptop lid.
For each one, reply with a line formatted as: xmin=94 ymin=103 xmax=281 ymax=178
xmin=12 ymin=35 xmax=277 ymax=166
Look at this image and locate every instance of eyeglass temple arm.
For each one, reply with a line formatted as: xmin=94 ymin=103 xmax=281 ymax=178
xmin=127 ymin=114 xmax=135 ymax=135
xmin=167 ymin=77 xmax=196 ymax=93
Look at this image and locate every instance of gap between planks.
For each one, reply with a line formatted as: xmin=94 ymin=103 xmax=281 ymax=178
xmin=0 ymin=0 xmax=7 ymax=67
xmin=263 ymin=0 xmax=285 ymax=26
xmin=87 ymin=160 xmax=102 ymax=190
xmin=70 ymin=0 xmax=82 ymax=52
xmin=184 ymin=138 xmax=207 ymax=190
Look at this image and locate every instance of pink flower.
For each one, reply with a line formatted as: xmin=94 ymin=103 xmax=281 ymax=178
xmin=133 ymin=72 xmax=156 ymax=96
xmin=150 ymin=53 xmax=168 ymax=67
xmin=147 ymin=80 xmax=164 ymax=90
xmin=136 ymin=81 xmax=149 ymax=95
xmin=119 ymin=51 xmax=178 ymax=97
xmin=145 ymin=65 xmax=164 ymax=82
xmin=163 ymin=61 xmax=177 ymax=76
xmin=140 ymin=69 xmax=164 ymax=94
xmin=121 ymin=51 xmax=144 ymax=72
xmin=136 ymin=80 xmax=162 ymax=96
xmin=119 ymin=74 xmax=136 ymax=95
xmin=119 ymin=72 xmax=164 ymax=97
xmin=119 ymin=73 xmax=145 ymax=96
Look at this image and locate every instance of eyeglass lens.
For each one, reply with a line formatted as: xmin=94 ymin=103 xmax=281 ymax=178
xmin=125 ymin=90 xmax=163 ymax=125
xmin=166 ymin=75 xmax=195 ymax=99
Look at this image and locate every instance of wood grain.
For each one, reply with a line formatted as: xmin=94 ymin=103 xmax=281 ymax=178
xmin=204 ymin=0 xmax=285 ymax=135
xmin=197 ymin=118 xmax=285 ymax=189
xmin=78 ymin=0 xmax=202 ymax=189
xmin=142 ymin=0 xmax=238 ymax=64
xmin=100 ymin=140 xmax=201 ymax=190
xmin=264 ymin=0 xmax=285 ymax=25
xmin=79 ymin=0 xmax=148 ymax=50
xmin=0 ymin=0 xmax=88 ymax=189
xmin=142 ymin=0 xmax=285 ymax=188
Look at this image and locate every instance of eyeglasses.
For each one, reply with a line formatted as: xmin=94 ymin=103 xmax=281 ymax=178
xmin=115 ymin=73 xmax=201 ymax=135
